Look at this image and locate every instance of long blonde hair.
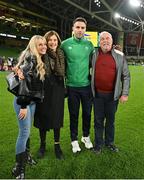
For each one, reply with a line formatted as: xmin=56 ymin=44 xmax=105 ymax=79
xmin=17 ymin=35 xmax=46 ymax=80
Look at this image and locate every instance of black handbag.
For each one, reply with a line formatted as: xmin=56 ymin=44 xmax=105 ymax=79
xmin=6 ymin=72 xmax=19 ymax=95
xmin=6 ymin=72 xmax=32 ymax=97
xmin=18 ymin=75 xmax=43 ymax=100
xmin=6 ymin=56 xmax=43 ymax=101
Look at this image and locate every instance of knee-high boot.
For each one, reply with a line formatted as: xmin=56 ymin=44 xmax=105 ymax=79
xmin=26 ymin=138 xmax=37 ymax=165
xmin=12 ymin=152 xmax=26 ymax=179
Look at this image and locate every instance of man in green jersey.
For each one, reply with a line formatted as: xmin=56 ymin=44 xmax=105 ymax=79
xmin=61 ymin=17 xmax=94 ymax=153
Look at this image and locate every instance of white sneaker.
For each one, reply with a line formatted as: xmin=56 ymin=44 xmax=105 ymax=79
xmin=81 ymin=136 xmax=93 ymax=149
xmin=71 ymin=140 xmax=81 ymax=153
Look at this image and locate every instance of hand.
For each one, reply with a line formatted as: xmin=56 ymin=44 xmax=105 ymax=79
xmin=13 ymin=66 xmax=25 ymax=80
xmin=12 ymin=66 xmax=19 ymax=74
xmin=113 ymin=45 xmax=122 ymax=52
xmin=119 ymin=95 xmax=128 ymax=103
xmin=17 ymin=69 xmax=25 ymax=80
xmin=19 ymin=108 xmax=27 ymax=120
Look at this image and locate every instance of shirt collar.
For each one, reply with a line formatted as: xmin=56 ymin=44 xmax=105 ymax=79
xmin=73 ymin=36 xmax=85 ymax=42
xmin=99 ymin=48 xmax=112 ymax=55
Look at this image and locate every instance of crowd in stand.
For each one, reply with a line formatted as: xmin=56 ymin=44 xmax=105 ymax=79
xmin=0 ymin=56 xmax=17 ymax=71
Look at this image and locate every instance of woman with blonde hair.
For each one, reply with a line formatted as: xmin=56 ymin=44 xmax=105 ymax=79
xmin=34 ymin=31 xmax=65 ymax=160
xmin=12 ymin=35 xmax=47 ymax=179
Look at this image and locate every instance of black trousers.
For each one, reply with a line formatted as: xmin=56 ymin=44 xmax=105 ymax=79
xmin=67 ymin=85 xmax=93 ymax=141
xmin=39 ymin=128 xmax=60 ymax=143
xmin=93 ymin=92 xmax=119 ymax=147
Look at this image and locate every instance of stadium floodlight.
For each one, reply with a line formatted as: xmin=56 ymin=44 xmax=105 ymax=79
xmin=7 ymin=34 xmax=16 ymax=38
xmin=129 ymin=0 xmax=141 ymax=7
xmin=94 ymin=0 xmax=101 ymax=7
xmin=114 ymin=12 xmax=140 ymax=26
xmin=21 ymin=36 xmax=29 ymax=40
xmin=0 ymin=33 xmax=6 ymax=37
xmin=0 ymin=16 xmax=5 ymax=19
xmin=114 ymin=13 xmax=120 ymax=19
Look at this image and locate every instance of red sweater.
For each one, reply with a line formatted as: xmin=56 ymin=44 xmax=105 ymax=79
xmin=95 ymin=49 xmax=116 ymax=93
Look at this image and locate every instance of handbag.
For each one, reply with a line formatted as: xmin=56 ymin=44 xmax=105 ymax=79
xmin=6 ymin=72 xmax=19 ymax=95
xmin=18 ymin=75 xmax=43 ymax=100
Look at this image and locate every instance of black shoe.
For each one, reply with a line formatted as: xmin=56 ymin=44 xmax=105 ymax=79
xmin=93 ymin=146 xmax=102 ymax=154
xmin=105 ymin=144 xmax=119 ymax=152
xmin=38 ymin=148 xmax=45 ymax=158
xmin=54 ymin=144 xmax=64 ymax=160
xmin=38 ymin=143 xmax=46 ymax=158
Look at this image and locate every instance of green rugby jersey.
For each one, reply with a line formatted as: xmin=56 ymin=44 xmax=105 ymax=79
xmin=61 ymin=36 xmax=95 ymax=87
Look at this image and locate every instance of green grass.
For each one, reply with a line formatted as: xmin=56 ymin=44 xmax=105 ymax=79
xmin=0 ymin=66 xmax=144 ymax=179
xmin=0 ymin=46 xmax=20 ymax=58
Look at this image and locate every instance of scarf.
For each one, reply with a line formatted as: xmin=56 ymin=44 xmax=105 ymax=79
xmin=45 ymin=48 xmax=65 ymax=77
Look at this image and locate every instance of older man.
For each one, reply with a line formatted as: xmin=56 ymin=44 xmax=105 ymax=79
xmin=91 ymin=31 xmax=130 ymax=154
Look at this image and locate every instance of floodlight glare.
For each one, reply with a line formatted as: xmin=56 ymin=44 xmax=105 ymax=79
xmin=114 ymin=13 xmax=120 ymax=18
xmin=129 ymin=0 xmax=141 ymax=7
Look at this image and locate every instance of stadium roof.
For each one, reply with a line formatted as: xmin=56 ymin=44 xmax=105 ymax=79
xmin=0 ymin=0 xmax=144 ymax=38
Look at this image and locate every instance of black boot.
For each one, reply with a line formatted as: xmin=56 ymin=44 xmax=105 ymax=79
xmin=38 ymin=142 xmax=46 ymax=158
xmin=12 ymin=152 xmax=26 ymax=179
xmin=26 ymin=138 xmax=37 ymax=165
xmin=54 ymin=144 xmax=64 ymax=160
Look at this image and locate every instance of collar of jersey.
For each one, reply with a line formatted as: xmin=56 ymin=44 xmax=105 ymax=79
xmin=73 ymin=36 xmax=84 ymax=42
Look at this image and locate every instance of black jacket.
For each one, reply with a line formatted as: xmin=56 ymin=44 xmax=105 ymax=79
xmin=17 ymin=55 xmax=44 ymax=108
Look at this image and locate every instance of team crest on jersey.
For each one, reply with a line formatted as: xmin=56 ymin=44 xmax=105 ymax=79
xmin=85 ymin=46 xmax=89 ymax=50
xmin=68 ymin=46 xmax=72 ymax=50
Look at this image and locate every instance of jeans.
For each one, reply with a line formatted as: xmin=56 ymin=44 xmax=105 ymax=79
xmin=93 ymin=92 xmax=118 ymax=147
xmin=67 ymin=85 xmax=93 ymax=141
xmin=14 ymin=97 xmax=36 ymax=154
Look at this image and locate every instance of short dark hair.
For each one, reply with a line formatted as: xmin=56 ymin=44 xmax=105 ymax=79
xmin=73 ymin=17 xmax=87 ymax=26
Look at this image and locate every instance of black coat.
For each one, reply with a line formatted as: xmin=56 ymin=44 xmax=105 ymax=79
xmin=34 ymin=51 xmax=65 ymax=130
xmin=34 ymin=74 xmax=64 ymax=130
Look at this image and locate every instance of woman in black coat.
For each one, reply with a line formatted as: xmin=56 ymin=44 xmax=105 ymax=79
xmin=34 ymin=31 xmax=65 ymax=159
